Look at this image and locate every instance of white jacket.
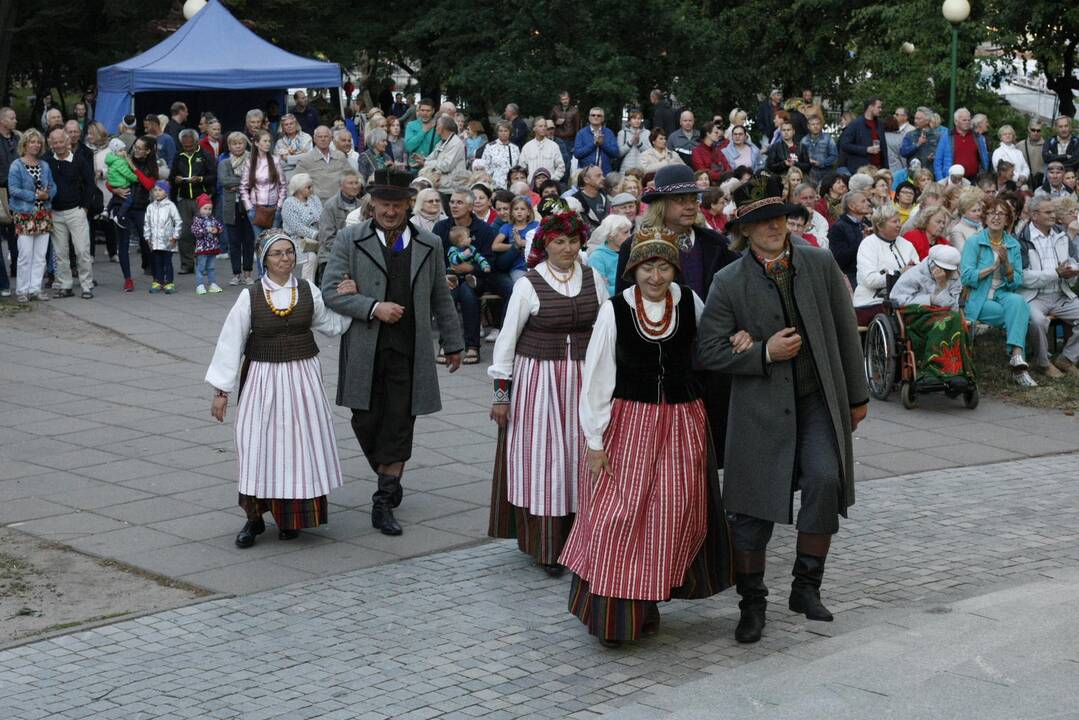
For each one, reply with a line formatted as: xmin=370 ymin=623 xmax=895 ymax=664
xmin=427 ymin=133 xmax=469 ymax=193
xmin=480 ymin=140 xmax=519 ymax=189
xmin=144 ymin=198 xmax=182 ymax=252
xmin=991 ymin=143 xmax=1031 ymax=183
xmin=853 ymin=233 xmax=919 ymax=306
xmin=889 ymin=259 xmax=962 ymax=308
xmin=1019 ymin=224 xmax=1077 ymax=302
xmin=519 ymin=137 xmax=565 ymax=182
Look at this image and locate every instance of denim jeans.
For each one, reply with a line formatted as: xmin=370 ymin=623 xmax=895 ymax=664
xmin=151 ymin=249 xmax=174 ymax=284
xmin=195 ymin=254 xmax=217 ymax=287
xmin=451 ymin=270 xmax=514 ymax=348
xmin=117 ymin=208 xmax=148 ymax=279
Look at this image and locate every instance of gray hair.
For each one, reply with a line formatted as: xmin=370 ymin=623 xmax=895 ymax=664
xmin=245 ymin=109 xmax=264 ymax=122
xmin=505 ymin=103 xmax=519 ymax=115
xmin=437 ymin=115 xmax=457 ymax=133
xmin=452 ymin=188 xmax=476 ymax=205
xmin=589 ymin=213 xmax=632 ymax=251
xmin=333 ymin=128 xmax=352 ymax=142
xmin=288 ymin=172 xmax=313 ymax=196
xmin=916 ymin=106 xmax=933 ymax=118
xmin=840 ymin=191 xmax=866 ymax=215
xmin=953 ymin=106 xmax=970 ymax=122
xmin=226 ymin=131 xmax=250 ymax=151
xmin=870 ymin=203 xmax=899 ymax=230
xmin=848 ymin=173 xmax=874 ymax=193
xmin=793 ymin=182 xmax=816 ymax=197
xmin=366 ymin=128 xmax=387 ymax=146
xmin=495 ymin=120 xmax=512 ymax=133
xmin=178 ymin=128 xmax=199 ymax=143
xmin=1026 ymin=194 xmax=1054 ymax=218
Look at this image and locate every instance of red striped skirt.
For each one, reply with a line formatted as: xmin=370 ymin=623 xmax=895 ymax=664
xmin=560 ymin=398 xmax=710 ymax=601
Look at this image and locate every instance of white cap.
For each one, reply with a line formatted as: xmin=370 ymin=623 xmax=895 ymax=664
xmin=929 ymin=244 xmax=961 ymax=271
xmin=948 ymin=164 xmax=965 ymax=177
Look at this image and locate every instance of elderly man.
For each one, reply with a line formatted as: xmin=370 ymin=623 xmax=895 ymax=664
xmin=1018 ymin=195 xmax=1079 ymax=378
xmin=573 ymin=107 xmax=619 ymax=174
xmin=417 ymin=115 xmax=467 ymax=205
xmin=63 ymin=120 xmax=94 ymax=167
xmin=316 ymin=170 xmax=363 ymax=282
xmin=291 ymin=90 xmax=322 ymax=136
xmin=1035 ymin=160 xmax=1074 ymax=199
xmin=274 ymin=114 xmax=312 ymax=180
xmin=793 ymin=182 xmax=831 ymax=248
xmin=1043 ymin=115 xmax=1079 ymax=171
xmin=404 ymin=98 xmax=438 ymax=170
xmin=697 ymin=175 xmax=867 ymax=644
xmin=933 ymin=107 xmax=989 ymax=181
xmin=199 ymin=118 xmax=223 ymax=160
xmin=668 ymin=110 xmax=700 ymax=159
xmin=44 ymin=127 xmax=97 ymax=298
xmin=322 ymin=169 xmax=464 ymax=536
xmin=1020 ymin=119 xmax=1046 ymax=187
xmin=573 ymin=165 xmax=610 ymax=227
xmin=519 ymin=118 xmax=565 ymax=182
xmin=432 ymin=188 xmax=512 ymax=360
xmin=613 ymin=163 xmax=741 ymax=466
xmin=170 ymin=128 xmax=216 ymax=274
xmin=244 ymin=109 xmax=265 ymax=142
xmin=839 ymin=97 xmax=888 ymax=173
xmin=0 ymin=106 xmax=19 ymax=289
xmin=827 ymin=190 xmax=871 ymax=287
xmin=333 ymin=128 xmax=360 ymax=173
xmin=899 ymin=106 xmax=940 ymax=171
xmin=295 ymin=126 xmax=352 ymax=202
xmin=504 ymin=103 xmax=529 ymax=148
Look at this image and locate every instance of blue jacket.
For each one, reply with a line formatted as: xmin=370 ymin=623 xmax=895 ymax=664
xmin=800 ymin=132 xmax=837 ymax=173
xmin=959 ymin=228 xmax=1023 ymax=322
xmin=6 ymin=158 xmax=57 ymax=214
xmin=899 ymin=127 xmax=941 ymax=169
xmin=933 ymin=130 xmax=989 ymax=180
xmin=838 ymin=116 xmax=888 ymax=173
xmin=573 ymin=126 xmax=619 ymax=174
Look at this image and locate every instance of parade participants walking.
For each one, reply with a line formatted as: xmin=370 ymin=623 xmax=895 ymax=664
xmin=321 ymin=169 xmax=465 ymax=536
xmin=697 ymin=175 xmax=868 ymax=645
xmin=488 ymin=212 xmax=607 ymax=576
xmin=560 ymin=227 xmax=734 ymax=647
xmin=206 ymin=229 xmax=353 ymax=547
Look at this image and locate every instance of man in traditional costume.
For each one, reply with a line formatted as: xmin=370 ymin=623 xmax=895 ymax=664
xmin=697 ymin=175 xmax=868 ymax=644
xmin=322 ymin=168 xmax=464 ymax=536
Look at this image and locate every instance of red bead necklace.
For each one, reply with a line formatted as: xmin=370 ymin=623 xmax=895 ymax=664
xmin=633 ymin=286 xmax=674 ymax=337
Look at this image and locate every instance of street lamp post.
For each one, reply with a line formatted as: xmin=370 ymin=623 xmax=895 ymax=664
xmin=942 ymin=0 xmax=971 ymax=128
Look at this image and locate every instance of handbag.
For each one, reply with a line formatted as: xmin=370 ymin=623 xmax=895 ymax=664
xmin=302 ymin=236 xmax=320 ymax=253
xmin=252 ymin=205 xmax=276 ymax=229
xmin=0 ymin=187 xmax=11 ymax=225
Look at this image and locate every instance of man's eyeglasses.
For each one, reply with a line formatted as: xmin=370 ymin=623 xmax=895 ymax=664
xmin=1028 ymin=128 xmax=1042 ymax=133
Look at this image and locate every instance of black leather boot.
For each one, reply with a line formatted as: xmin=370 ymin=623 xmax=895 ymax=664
xmin=375 ymin=473 xmax=404 ymax=509
xmin=235 ymin=517 xmax=265 ymax=548
xmin=371 ymin=502 xmax=402 ymax=536
xmin=789 ymin=554 xmax=833 ymax=621
xmin=735 ymin=572 xmax=768 ymax=643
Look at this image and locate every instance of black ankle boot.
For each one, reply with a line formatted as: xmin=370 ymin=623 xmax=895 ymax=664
xmin=371 ymin=502 xmax=402 ymax=536
xmin=789 ymin=554 xmax=833 ymax=621
xmin=235 ymin=517 xmax=266 ymax=548
xmin=735 ymin=572 xmax=768 ymax=643
xmin=375 ymin=473 xmax=404 ymax=509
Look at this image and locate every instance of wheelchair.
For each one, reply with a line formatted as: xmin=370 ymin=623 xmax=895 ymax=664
xmin=863 ymin=300 xmax=979 ymax=410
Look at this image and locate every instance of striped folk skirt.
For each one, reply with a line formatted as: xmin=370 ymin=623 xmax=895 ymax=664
xmin=235 ymin=357 xmax=342 ymax=502
xmin=561 ymin=398 xmax=734 ymax=642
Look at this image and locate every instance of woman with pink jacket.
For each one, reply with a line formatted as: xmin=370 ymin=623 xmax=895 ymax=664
xmin=240 ymin=130 xmax=287 ymax=230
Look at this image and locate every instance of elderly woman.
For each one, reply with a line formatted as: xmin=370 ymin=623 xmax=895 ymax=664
xmin=586 ymin=213 xmax=632 ymax=295
xmin=8 ymin=129 xmax=57 ymax=303
xmin=241 ymin=129 xmax=286 ymax=232
xmin=357 ymin=128 xmax=392 ymax=181
xmin=560 ymin=226 xmax=732 ymax=646
xmin=889 ymin=244 xmax=974 ymax=386
xmin=903 ymin=205 xmax=951 ymax=260
xmin=488 ymin=212 xmax=608 ymax=577
xmin=410 ymin=187 xmax=446 ymax=234
xmin=991 ymin=125 xmax=1030 ymax=186
xmin=85 ymin=121 xmax=118 ymax=263
xmin=948 ymin=188 xmax=985 ymax=253
xmin=960 ymin=198 xmax=1036 ymax=387
xmin=206 ymin=230 xmax=354 ymax=547
xmin=483 ymin=121 xmax=521 ymax=190
xmin=219 ymin=132 xmax=257 ymax=285
xmin=853 ymin=205 xmax=919 ymax=324
xmin=282 ymin=172 xmax=323 ymax=282
xmin=639 ymin=127 xmax=682 ymax=174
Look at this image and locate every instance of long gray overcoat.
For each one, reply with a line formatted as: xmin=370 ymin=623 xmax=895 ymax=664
xmin=321 ymin=219 xmax=464 ymax=415
xmin=697 ymin=244 xmax=868 ymax=525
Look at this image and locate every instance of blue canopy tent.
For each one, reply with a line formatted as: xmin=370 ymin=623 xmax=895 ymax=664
xmin=95 ymin=0 xmax=341 ymax=134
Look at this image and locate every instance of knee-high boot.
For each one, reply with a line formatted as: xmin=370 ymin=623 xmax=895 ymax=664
xmin=789 ymin=532 xmax=833 ymax=622
xmin=733 ymin=549 xmax=768 ymax=643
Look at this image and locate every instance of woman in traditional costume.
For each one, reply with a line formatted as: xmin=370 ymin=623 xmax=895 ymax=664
xmin=488 ymin=212 xmax=608 ymax=575
xmin=560 ymin=227 xmax=733 ymax=647
xmin=206 ymin=229 xmax=354 ymax=547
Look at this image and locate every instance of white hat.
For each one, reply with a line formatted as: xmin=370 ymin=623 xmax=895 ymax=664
xmin=928 ymin=244 xmax=961 ymax=271
xmin=948 ymin=164 xmax=965 ymax=177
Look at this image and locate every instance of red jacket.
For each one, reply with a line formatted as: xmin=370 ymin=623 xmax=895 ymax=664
xmin=199 ymin=136 xmax=221 ymax=161
xmin=691 ymin=143 xmax=731 ymax=182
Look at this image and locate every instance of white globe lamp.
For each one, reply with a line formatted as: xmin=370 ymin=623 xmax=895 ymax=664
xmin=183 ymin=0 xmax=207 ymax=20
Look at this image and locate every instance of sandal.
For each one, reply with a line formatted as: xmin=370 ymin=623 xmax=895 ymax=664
xmin=436 ymin=348 xmax=447 ymax=365
xmin=462 ymin=348 xmax=480 ymax=365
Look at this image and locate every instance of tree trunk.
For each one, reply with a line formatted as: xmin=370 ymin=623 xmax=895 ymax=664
xmin=0 ymin=0 xmax=15 ymax=105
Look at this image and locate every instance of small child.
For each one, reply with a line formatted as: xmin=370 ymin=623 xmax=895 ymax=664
xmin=190 ymin=194 xmax=224 ymax=295
xmin=446 ymin=225 xmax=491 ymax=289
xmin=104 ymin=138 xmax=137 ymax=227
xmin=144 ymin=181 xmax=181 ymax=294
xmin=492 ymin=196 xmax=538 ymax=282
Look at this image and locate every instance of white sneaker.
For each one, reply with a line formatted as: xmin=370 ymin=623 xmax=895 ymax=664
xmin=219 ymin=253 xmax=229 ymax=260
xmin=208 ymin=283 xmax=223 ymax=293
xmin=1009 ymin=354 xmax=1029 ymax=372
xmin=484 ymin=328 xmax=500 ymax=343
xmin=1013 ymin=370 xmax=1038 ymax=388
xmin=229 ymin=275 xmax=241 ymax=286
xmin=195 ymin=284 xmax=207 ymax=295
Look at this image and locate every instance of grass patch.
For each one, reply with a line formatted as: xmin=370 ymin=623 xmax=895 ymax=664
xmin=0 ymin=552 xmax=37 ymax=598
xmin=972 ymin=330 xmax=1079 ymax=413
xmin=0 ymin=301 xmax=31 ymax=318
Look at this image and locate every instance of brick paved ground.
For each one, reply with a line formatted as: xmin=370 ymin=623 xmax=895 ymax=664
xmin=2 ymin=453 xmax=1077 ymax=719
xmin=3 ymin=258 xmax=1077 ymax=596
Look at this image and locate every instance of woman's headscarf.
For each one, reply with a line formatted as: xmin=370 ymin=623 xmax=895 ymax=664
xmin=527 ymin=211 xmax=588 ymax=268
xmin=258 ymin=228 xmax=297 ymax=266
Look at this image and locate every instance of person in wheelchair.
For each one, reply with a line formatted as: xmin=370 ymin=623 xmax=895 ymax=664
xmin=852 ymin=205 xmax=919 ymax=324
xmin=888 ymin=245 xmax=974 ymax=388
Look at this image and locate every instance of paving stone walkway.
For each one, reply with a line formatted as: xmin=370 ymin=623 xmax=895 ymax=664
xmin=3 ymin=453 xmax=1077 ymax=719
xmin=3 ymin=259 xmax=1078 ymax=596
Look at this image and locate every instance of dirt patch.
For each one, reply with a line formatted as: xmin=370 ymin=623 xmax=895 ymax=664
xmin=973 ymin=331 xmax=1079 ymax=413
xmin=0 ymin=528 xmax=211 ymax=647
